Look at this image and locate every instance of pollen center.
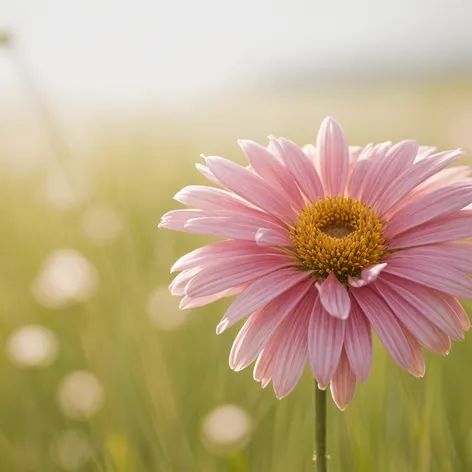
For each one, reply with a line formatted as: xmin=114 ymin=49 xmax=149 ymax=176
xmin=290 ymin=197 xmax=386 ymax=283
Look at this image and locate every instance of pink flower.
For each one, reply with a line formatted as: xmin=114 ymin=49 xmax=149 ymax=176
xmin=159 ymin=117 xmax=472 ymax=410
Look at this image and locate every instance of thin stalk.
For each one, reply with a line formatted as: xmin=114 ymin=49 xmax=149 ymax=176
xmin=314 ymin=383 xmax=328 ymax=472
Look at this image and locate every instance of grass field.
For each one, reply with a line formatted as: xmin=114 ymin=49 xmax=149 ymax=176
xmin=1 ymin=85 xmax=472 ymax=472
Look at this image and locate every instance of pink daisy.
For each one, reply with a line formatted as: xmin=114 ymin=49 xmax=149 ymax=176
xmin=159 ymin=116 xmax=472 ymax=410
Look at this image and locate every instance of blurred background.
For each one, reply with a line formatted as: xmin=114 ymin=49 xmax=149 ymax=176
xmin=1 ymin=0 xmax=472 ymax=471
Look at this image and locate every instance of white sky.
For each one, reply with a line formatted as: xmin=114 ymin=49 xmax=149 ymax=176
xmin=1 ymin=0 xmax=472 ymax=109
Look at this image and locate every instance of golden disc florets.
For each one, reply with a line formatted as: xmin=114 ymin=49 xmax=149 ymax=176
xmin=290 ymin=197 xmax=386 ymax=283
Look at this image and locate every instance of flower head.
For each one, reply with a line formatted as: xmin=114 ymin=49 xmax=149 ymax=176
xmin=159 ymin=117 xmax=471 ymax=410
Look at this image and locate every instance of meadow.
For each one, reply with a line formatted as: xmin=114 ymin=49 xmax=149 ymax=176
xmin=1 ymin=81 xmax=472 ymax=471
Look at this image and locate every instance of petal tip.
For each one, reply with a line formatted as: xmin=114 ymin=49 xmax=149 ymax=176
xmin=348 ymin=276 xmax=366 ymax=288
xmin=173 ymin=187 xmax=185 ymax=198
xmin=216 ymin=319 xmax=228 ymax=335
xmin=316 ymin=273 xmax=351 ymax=319
xmin=411 ymin=366 xmax=426 ymax=378
xmin=178 ymin=297 xmax=189 ymax=310
xmin=261 ymin=378 xmax=271 ymax=389
xmin=322 ymin=115 xmax=334 ymax=124
xmin=320 ymin=115 xmax=341 ymax=130
xmin=237 ymin=138 xmax=251 ymax=148
xmin=179 ymin=294 xmax=198 ymax=310
xmin=334 ymin=401 xmax=348 ymax=411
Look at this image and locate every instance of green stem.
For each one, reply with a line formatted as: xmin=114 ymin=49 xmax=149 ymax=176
xmin=314 ymin=383 xmax=328 ymax=472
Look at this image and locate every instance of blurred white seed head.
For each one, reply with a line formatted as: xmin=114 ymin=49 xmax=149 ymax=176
xmin=50 ymin=429 xmax=93 ymax=470
xmin=81 ymin=203 xmax=123 ymax=245
xmin=201 ymin=404 xmax=252 ymax=448
xmin=57 ymin=371 xmax=104 ymax=420
xmin=32 ymin=249 xmax=99 ymax=308
xmin=147 ymin=286 xmax=187 ymax=331
xmin=6 ymin=325 xmax=59 ymax=368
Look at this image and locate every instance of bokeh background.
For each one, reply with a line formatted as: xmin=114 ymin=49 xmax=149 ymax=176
xmin=1 ymin=1 xmax=472 ymax=471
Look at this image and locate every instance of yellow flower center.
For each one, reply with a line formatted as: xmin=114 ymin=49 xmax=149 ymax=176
xmin=290 ymin=197 xmax=386 ymax=283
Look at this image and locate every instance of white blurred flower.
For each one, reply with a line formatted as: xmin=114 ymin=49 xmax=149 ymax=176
xmin=50 ymin=429 xmax=93 ymax=470
xmin=202 ymin=404 xmax=252 ymax=447
xmin=147 ymin=286 xmax=187 ymax=331
xmin=6 ymin=325 xmax=59 ymax=368
xmin=81 ymin=203 xmax=123 ymax=245
xmin=56 ymin=371 xmax=104 ymax=420
xmin=32 ymin=249 xmax=99 ymax=308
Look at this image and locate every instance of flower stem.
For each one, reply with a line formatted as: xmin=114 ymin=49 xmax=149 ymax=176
xmin=314 ymin=382 xmax=328 ymax=472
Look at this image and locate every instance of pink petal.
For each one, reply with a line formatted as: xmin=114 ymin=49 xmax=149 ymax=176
xmin=351 ymin=286 xmax=424 ymax=376
xmin=184 ymin=212 xmax=287 ymax=240
xmin=388 ymin=209 xmax=472 ymax=249
xmin=302 ymin=143 xmax=318 ymax=169
xmin=239 ymin=140 xmax=306 ymax=212
xmin=374 ymin=273 xmax=465 ymax=340
xmin=385 ymin=139 xmax=418 ymax=166
xmin=344 ymin=298 xmax=372 ymax=382
xmin=415 ymin=166 xmax=471 ymax=194
xmin=345 ymin=146 xmax=364 ymax=190
xmin=349 ymin=146 xmax=364 ymax=165
xmin=347 ymin=160 xmax=371 ymax=200
xmin=217 ymin=268 xmax=311 ymax=334
xmin=180 ymin=284 xmax=246 ymax=309
xmin=169 ymin=267 xmax=202 ymax=296
xmin=373 ymin=279 xmax=451 ymax=354
xmin=171 ymin=240 xmax=281 ymax=273
xmin=230 ymin=281 xmax=313 ymax=371
xmin=272 ymin=295 xmax=312 ymax=398
xmin=383 ymin=253 xmax=472 ymax=299
xmin=402 ymin=329 xmax=426 ymax=378
xmin=375 ymin=149 xmax=462 ymax=216
xmin=204 ymin=155 xmax=298 ymax=223
xmin=270 ymin=137 xmax=324 ymax=202
xmin=415 ymin=146 xmax=437 ymax=161
xmin=159 ymin=209 xmax=206 ymax=231
xmin=388 ymin=243 xmax=472 ymax=274
xmin=229 ymin=323 xmax=255 ymax=368
xmin=195 ymin=162 xmax=219 ymax=185
xmin=384 ymin=183 xmax=472 ymax=238
xmin=347 ymin=144 xmax=375 ymax=199
xmin=330 ymin=350 xmax=356 ymax=411
xmin=443 ymin=294 xmax=470 ymax=331
xmin=348 ymin=263 xmax=387 ymax=288
xmin=253 ymin=341 xmax=279 ymax=389
xmin=316 ymin=117 xmax=349 ymax=196
xmin=362 ymin=140 xmax=418 ymax=207
xmin=357 ymin=142 xmax=391 ymax=205
xmin=186 ymin=254 xmax=294 ymax=298
xmin=383 ymin=168 xmax=472 ymax=221
xmin=174 ymin=185 xmax=258 ymax=213
xmin=316 ymin=272 xmax=351 ymax=319
xmin=308 ymin=297 xmax=345 ymax=386
xmin=256 ymin=228 xmax=293 ymax=246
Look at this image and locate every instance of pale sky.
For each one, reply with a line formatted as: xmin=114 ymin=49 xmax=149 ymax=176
xmin=1 ymin=0 xmax=472 ymax=109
